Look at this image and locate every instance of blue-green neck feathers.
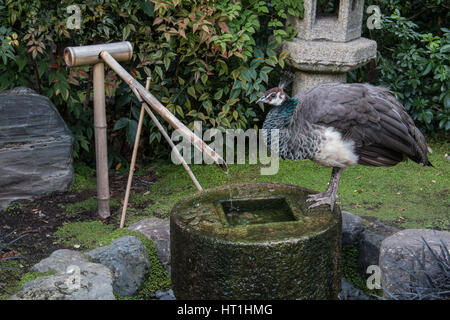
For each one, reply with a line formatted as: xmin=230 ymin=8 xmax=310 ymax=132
xmin=263 ymin=97 xmax=298 ymax=130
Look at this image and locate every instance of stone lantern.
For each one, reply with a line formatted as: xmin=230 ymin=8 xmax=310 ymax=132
xmin=283 ymin=0 xmax=377 ymax=95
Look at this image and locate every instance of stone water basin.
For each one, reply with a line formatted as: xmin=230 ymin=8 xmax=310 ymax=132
xmin=170 ymin=182 xmax=342 ymax=299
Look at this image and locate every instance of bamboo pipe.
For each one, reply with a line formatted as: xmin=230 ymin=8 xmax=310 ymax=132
xmin=64 ymin=42 xmax=133 ymax=67
xmin=93 ymin=62 xmax=110 ymax=219
xmin=99 ymin=50 xmax=227 ymax=171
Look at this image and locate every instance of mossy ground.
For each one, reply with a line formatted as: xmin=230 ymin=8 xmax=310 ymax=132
xmin=141 ymin=138 xmax=449 ymax=231
xmin=63 ymin=197 xmax=120 ymax=218
xmin=341 ymin=242 xmax=383 ymax=298
xmin=2 ymin=138 xmax=447 ymax=299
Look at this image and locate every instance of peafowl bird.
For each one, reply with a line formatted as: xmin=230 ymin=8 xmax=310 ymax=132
xmin=259 ymin=81 xmax=432 ymax=211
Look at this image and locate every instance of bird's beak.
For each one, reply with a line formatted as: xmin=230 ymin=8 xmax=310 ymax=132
xmin=257 ymin=96 xmax=265 ymax=104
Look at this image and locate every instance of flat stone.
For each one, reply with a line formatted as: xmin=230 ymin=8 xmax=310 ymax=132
xmin=380 ymin=229 xmax=450 ymax=299
xmin=0 ymin=87 xmax=73 ymax=211
xmin=31 ymin=249 xmax=86 ymax=273
xmin=128 ymin=218 xmax=170 ymax=274
xmin=358 ymin=222 xmax=400 ymax=274
xmin=342 ymin=211 xmax=364 ymax=245
xmin=85 ymin=236 xmax=150 ymax=297
xmin=283 ymin=37 xmax=377 ymax=73
xmin=12 ymin=249 xmax=114 ymax=300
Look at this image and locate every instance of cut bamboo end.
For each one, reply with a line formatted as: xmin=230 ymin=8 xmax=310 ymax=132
xmin=64 ymin=42 xmax=133 ymax=67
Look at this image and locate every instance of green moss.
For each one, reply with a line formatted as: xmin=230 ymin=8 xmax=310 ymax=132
xmin=54 ymin=221 xmax=171 ymax=300
xmin=0 ymin=259 xmax=25 ymax=300
xmin=141 ymin=139 xmax=448 ymax=231
xmin=115 ymin=235 xmax=171 ymax=300
xmin=341 ymin=242 xmax=382 ymax=298
xmin=63 ymin=197 xmax=120 ymax=217
xmin=128 ymin=193 xmax=152 ymax=207
xmin=5 ymin=202 xmax=23 ymax=212
xmin=70 ymin=162 xmax=96 ymax=192
xmin=54 ymin=221 xmax=129 ymax=249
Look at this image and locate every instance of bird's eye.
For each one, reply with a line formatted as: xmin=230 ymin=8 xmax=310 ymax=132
xmin=270 ymin=93 xmax=276 ymax=98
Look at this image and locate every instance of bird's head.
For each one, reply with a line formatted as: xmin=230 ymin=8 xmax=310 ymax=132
xmin=257 ymin=72 xmax=294 ymax=106
xmin=257 ymin=87 xmax=288 ymax=106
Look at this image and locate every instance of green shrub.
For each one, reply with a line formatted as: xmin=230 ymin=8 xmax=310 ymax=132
xmin=0 ymin=0 xmax=302 ymax=165
xmin=358 ymin=1 xmax=450 ymax=133
xmin=1 ymin=0 xmax=447 ymax=166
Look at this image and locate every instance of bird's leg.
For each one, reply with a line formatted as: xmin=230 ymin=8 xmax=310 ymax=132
xmin=306 ymin=167 xmax=343 ymax=211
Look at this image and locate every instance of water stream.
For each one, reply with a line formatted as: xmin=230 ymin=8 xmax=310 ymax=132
xmin=226 ymin=168 xmax=234 ymax=212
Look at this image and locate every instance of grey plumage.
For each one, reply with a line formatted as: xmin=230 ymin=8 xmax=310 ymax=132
xmin=265 ymin=82 xmax=431 ymax=167
xmin=260 ymin=81 xmax=432 ymax=210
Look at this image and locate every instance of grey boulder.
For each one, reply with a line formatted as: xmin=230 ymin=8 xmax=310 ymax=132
xmin=0 ymin=87 xmax=73 ymax=211
xmin=358 ymin=222 xmax=400 ymax=274
xmin=85 ymin=236 xmax=150 ymax=297
xmin=380 ymin=229 xmax=450 ymax=299
xmin=342 ymin=211 xmax=364 ymax=245
xmin=128 ymin=218 xmax=171 ymax=274
xmin=11 ymin=249 xmax=114 ymax=300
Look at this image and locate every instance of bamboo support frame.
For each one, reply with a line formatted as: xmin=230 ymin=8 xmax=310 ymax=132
xmin=142 ymin=103 xmax=204 ymax=191
xmin=119 ymin=78 xmax=203 ymax=228
xmin=64 ymin=42 xmax=227 ymax=223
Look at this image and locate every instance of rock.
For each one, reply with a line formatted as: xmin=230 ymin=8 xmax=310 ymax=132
xmin=85 ymin=236 xmax=149 ymax=297
xmin=31 ymin=249 xmax=86 ymax=273
xmin=128 ymin=218 xmax=170 ymax=274
xmin=155 ymin=289 xmax=176 ymax=300
xmin=0 ymin=87 xmax=73 ymax=211
xmin=11 ymin=249 xmax=114 ymax=300
xmin=338 ymin=278 xmax=370 ymax=300
xmin=358 ymin=222 xmax=400 ymax=274
xmin=342 ymin=211 xmax=364 ymax=245
xmin=380 ymin=229 xmax=450 ymax=299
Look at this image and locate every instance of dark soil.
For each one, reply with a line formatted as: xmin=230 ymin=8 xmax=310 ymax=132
xmin=0 ymin=167 xmax=157 ymax=297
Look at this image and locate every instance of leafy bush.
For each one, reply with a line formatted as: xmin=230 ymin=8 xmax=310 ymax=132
xmin=359 ymin=1 xmax=450 ymax=133
xmin=0 ymin=0 xmax=303 ymax=165
xmin=0 ymin=0 xmax=447 ymax=165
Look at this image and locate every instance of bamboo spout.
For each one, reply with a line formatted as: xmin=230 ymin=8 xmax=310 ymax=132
xmin=99 ymin=50 xmax=227 ymax=171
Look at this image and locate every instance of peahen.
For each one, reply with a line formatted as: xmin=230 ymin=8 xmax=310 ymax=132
xmin=259 ymin=81 xmax=432 ymax=211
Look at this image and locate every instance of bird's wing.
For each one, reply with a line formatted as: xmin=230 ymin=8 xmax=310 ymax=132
xmin=293 ymin=82 xmax=430 ymax=166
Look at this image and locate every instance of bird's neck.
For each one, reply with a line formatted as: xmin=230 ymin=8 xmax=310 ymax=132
xmin=264 ymin=97 xmax=298 ymax=129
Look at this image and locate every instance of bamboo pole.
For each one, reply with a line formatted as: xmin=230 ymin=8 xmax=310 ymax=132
xmin=99 ymin=50 xmax=227 ymax=172
xmin=142 ymin=103 xmax=203 ymax=192
xmin=119 ymin=78 xmax=150 ymax=229
xmin=93 ymin=62 xmax=110 ymax=219
xmin=119 ymin=78 xmax=204 ymax=228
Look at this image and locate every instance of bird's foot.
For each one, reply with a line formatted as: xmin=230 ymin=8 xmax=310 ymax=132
xmin=306 ymin=191 xmax=337 ymax=211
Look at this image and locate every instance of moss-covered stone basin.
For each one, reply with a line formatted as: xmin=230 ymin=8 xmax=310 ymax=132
xmin=170 ymin=182 xmax=342 ymax=299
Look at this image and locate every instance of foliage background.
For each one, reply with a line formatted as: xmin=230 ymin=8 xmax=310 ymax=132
xmin=0 ymin=0 xmax=448 ymax=167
